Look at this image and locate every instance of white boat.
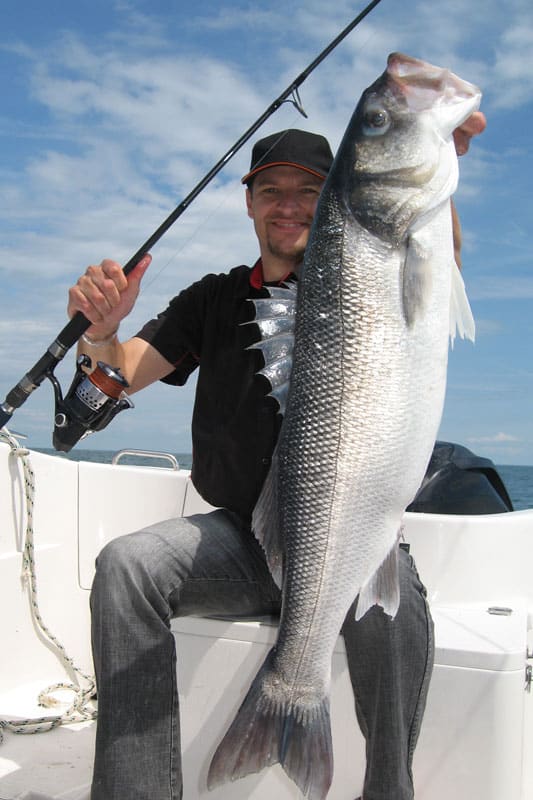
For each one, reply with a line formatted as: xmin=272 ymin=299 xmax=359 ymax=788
xmin=0 ymin=430 xmax=532 ymax=800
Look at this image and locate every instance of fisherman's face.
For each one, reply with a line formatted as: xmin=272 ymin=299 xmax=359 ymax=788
xmin=246 ymin=166 xmax=323 ymax=269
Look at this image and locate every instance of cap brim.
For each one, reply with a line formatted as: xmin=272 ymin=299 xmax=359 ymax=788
xmin=241 ymin=161 xmax=327 ymax=185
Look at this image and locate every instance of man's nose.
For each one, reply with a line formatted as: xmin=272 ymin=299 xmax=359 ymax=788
xmin=276 ymin=191 xmax=299 ymax=211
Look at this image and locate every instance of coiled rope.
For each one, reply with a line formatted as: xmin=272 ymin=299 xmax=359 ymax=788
xmin=0 ymin=429 xmax=97 ymax=742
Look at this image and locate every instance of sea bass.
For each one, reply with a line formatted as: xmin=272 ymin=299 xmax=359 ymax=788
xmin=208 ymin=53 xmax=481 ymax=798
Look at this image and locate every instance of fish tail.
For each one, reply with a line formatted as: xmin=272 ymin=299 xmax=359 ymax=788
xmin=280 ymin=698 xmax=334 ymax=800
xmin=207 ymin=650 xmax=333 ymax=800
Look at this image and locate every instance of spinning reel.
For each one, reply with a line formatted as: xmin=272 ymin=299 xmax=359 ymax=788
xmin=47 ymin=355 xmax=133 ymax=452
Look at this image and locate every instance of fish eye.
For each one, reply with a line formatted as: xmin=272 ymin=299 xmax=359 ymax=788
xmin=362 ymin=106 xmax=390 ymax=136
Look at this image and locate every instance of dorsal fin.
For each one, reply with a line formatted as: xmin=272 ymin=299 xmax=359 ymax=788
xmin=449 ymin=261 xmax=475 ymax=347
xmin=244 ymin=283 xmax=297 ymax=416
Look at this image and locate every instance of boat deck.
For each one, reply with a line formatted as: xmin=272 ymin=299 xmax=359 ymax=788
xmin=1 ymin=446 xmax=531 ymax=799
xmin=1 ymin=608 xmax=532 ymax=800
xmin=0 ymin=682 xmax=94 ymax=800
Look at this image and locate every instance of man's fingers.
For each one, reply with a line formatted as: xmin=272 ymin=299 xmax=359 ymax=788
xmin=68 ymin=254 xmax=152 ymax=324
xmin=127 ymin=254 xmax=152 ymax=286
xmin=454 ymin=111 xmax=487 ymax=156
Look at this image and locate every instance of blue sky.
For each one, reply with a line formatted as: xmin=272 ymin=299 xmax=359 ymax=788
xmin=1 ymin=0 xmax=532 ymax=464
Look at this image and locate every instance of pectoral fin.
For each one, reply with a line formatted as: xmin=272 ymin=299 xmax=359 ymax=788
xmin=402 ymin=234 xmax=432 ymax=327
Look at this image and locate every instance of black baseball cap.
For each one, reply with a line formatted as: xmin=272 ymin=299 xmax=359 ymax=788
xmin=241 ymin=129 xmax=333 ymax=185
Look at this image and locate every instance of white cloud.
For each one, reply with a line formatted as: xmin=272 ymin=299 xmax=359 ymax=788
xmin=468 ymin=432 xmax=520 ymax=444
xmin=469 ymin=275 xmax=533 ymax=301
xmin=1 ymin=0 xmax=533 ymax=461
xmin=472 ymin=318 xmax=503 ymax=336
xmin=491 ymin=23 xmax=533 ymax=109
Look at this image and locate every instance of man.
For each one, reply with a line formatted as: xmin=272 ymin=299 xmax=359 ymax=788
xmin=69 ymin=120 xmax=485 ymax=800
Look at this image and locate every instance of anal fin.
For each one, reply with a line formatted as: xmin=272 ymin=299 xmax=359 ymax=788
xmin=355 ymin=544 xmax=400 ymax=621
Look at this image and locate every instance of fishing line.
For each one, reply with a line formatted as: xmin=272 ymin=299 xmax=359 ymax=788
xmin=141 ymin=111 xmax=307 ymax=293
xmin=0 ymin=0 xmax=385 ymax=434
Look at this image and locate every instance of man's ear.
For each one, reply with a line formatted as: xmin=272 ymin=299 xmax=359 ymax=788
xmin=245 ymin=187 xmax=254 ymax=219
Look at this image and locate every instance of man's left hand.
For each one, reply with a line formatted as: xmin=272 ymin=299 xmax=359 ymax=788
xmin=454 ymin=111 xmax=487 ymax=156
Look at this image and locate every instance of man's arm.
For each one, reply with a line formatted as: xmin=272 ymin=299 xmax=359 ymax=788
xmin=67 ymin=254 xmax=175 ymax=393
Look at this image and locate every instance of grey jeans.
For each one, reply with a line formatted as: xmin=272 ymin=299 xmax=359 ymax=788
xmin=90 ymin=509 xmax=434 ymax=800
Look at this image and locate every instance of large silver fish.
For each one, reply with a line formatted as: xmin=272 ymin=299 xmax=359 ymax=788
xmin=208 ymin=53 xmax=481 ymax=799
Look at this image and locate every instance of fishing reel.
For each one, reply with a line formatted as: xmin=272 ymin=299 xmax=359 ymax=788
xmin=47 ymin=354 xmax=133 ymax=452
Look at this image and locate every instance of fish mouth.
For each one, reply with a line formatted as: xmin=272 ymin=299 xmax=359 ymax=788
xmin=386 ymin=52 xmax=481 ymax=111
xmin=354 ymin=162 xmax=438 ymax=186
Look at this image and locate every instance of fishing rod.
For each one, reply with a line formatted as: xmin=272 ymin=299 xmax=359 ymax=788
xmin=0 ymin=0 xmax=384 ymax=450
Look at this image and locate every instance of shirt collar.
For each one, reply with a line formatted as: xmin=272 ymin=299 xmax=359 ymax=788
xmin=249 ymin=258 xmax=297 ymax=289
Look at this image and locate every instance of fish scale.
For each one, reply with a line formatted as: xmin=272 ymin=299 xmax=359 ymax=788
xmin=208 ymin=53 xmax=480 ymax=799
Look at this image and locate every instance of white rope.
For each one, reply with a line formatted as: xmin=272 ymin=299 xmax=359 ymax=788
xmin=0 ymin=429 xmax=97 ymax=741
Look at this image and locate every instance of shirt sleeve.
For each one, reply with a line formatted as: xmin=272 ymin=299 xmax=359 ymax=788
xmin=134 ymin=275 xmax=213 ymax=386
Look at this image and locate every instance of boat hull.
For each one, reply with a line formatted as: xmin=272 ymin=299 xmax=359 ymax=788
xmin=1 ymin=442 xmax=531 ymax=799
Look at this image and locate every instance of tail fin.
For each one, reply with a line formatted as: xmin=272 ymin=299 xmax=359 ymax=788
xmin=207 ymin=650 xmax=333 ymax=800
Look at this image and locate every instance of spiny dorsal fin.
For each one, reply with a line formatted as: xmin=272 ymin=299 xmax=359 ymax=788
xmin=244 ymin=283 xmax=297 ymax=416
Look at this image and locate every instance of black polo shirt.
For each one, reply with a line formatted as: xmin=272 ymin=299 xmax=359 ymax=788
xmin=135 ymin=261 xmax=292 ymax=518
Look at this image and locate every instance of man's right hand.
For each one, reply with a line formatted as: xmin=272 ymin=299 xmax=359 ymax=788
xmin=68 ymin=253 xmax=174 ymax=393
xmin=67 ymin=254 xmax=152 ymax=339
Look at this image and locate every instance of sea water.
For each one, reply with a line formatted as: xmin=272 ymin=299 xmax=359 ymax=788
xmin=496 ymin=465 xmax=533 ymax=511
xmin=35 ymin=448 xmax=533 ymax=512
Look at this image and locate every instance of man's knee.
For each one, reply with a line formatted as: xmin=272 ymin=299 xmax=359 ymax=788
xmin=94 ymin=533 xmax=145 ymax=579
xmin=91 ymin=531 xmax=167 ymax=612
